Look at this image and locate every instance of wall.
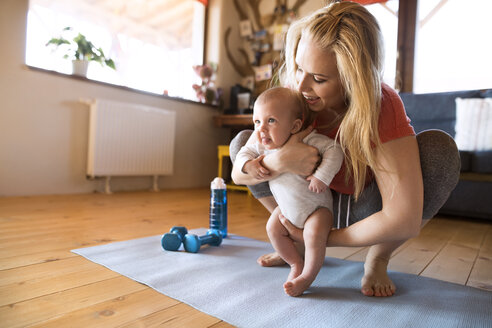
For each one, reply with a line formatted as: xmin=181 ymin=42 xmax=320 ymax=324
xmin=207 ymin=0 xmax=324 ymax=107
xmin=0 ymin=0 xmax=230 ymax=196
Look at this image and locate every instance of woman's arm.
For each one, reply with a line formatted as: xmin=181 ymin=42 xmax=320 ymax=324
xmin=231 ymin=127 xmax=319 ymax=186
xmin=279 ymin=135 xmax=424 ymax=247
xmin=327 ymin=135 xmax=423 ymax=246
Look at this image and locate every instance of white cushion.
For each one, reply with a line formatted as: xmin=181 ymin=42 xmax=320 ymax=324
xmin=455 ymin=97 xmax=492 ymax=151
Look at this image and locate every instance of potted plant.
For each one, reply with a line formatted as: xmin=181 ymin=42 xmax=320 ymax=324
xmin=46 ymin=27 xmax=115 ymax=76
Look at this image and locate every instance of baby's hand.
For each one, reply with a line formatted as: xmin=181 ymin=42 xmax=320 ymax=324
xmin=307 ymin=176 xmax=327 ymax=193
xmin=243 ymin=155 xmax=270 ymax=180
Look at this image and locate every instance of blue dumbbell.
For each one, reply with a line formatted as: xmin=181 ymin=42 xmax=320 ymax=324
xmin=161 ymin=226 xmax=188 ymax=251
xmin=183 ymin=229 xmax=223 ymax=253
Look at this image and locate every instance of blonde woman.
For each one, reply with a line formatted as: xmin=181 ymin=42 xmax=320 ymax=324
xmin=231 ymin=1 xmax=460 ymax=297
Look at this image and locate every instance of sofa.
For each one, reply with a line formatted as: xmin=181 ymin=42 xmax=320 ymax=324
xmin=400 ymin=89 xmax=492 ymax=220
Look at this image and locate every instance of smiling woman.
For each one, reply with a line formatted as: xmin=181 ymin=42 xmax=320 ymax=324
xmin=25 ymin=0 xmax=206 ymax=99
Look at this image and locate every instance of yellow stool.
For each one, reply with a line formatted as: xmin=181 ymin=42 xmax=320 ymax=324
xmin=217 ymin=145 xmax=251 ymax=194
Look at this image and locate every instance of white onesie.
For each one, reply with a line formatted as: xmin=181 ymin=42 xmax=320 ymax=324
xmin=235 ymin=131 xmax=344 ymax=228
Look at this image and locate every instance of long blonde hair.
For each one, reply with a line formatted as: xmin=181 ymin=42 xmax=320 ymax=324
xmin=279 ymin=1 xmax=384 ymax=199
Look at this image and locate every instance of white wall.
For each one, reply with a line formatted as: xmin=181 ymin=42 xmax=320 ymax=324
xmin=0 ymin=0 xmax=230 ymax=196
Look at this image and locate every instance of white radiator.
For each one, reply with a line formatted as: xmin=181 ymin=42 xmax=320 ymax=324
xmin=86 ymin=99 xmax=176 ymax=191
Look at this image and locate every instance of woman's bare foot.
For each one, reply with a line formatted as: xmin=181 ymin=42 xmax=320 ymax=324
xmin=284 ymin=275 xmax=312 ymax=297
xmin=257 ymin=252 xmax=286 ymax=267
xmin=361 ymin=256 xmax=396 ymax=297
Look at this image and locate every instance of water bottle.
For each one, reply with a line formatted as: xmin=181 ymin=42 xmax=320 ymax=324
xmin=209 ymin=177 xmax=227 ymax=238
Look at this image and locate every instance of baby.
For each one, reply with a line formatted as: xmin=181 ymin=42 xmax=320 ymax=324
xmin=235 ymin=87 xmax=343 ymax=296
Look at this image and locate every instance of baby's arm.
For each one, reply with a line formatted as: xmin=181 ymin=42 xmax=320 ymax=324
xmin=307 ymin=134 xmax=344 ymax=191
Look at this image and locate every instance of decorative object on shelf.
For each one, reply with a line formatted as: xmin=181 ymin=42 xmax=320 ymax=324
xmin=192 ymin=63 xmax=223 ymax=106
xmin=46 ymin=27 xmax=116 ymax=77
xmin=224 ymin=0 xmax=307 ymax=96
xmin=228 ymin=84 xmax=253 ymax=115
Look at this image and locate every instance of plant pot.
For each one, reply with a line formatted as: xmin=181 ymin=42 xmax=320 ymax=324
xmin=72 ymin=60 xmax=89 ymax=77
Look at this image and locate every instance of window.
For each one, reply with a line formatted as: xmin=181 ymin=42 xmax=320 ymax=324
xmin=364 ymin=1 xmax=399 ymax=89
xmin=362 ymin=0 xmax=491 ymax=93
xmin=26 ymin=0 xmax=206 ymax=100
xmin=413 ymin=0 xmax=492 ymax=93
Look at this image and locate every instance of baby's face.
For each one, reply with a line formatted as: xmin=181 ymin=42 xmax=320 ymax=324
xmin=253 ymin=99 xmax=298 ymax=150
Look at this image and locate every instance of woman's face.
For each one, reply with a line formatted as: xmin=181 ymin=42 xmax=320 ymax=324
xmin=295 ymin=36 xmax=347 ymax=116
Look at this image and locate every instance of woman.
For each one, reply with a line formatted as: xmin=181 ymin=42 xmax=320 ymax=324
xmin=231 ymin=1 xmax=460 ymax=297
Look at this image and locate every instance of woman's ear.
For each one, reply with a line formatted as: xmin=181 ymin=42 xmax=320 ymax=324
xmin=291 ymin=119 xmax=303 ymax=134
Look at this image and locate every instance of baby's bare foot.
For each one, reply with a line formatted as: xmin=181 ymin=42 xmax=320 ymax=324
xmin=283 ymin=276 xmax=312 ymax=297
xmin=361 ymin=256 xmax=396 ymax=297
xmin=257 ymin=252 xmax=286 ymax=267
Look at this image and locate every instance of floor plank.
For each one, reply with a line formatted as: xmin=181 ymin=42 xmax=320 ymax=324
xmin=120 ymin=303 xmax=222 ymax=328
xmin=0 ymin=248 xmax=77 ymax=271
xmin=0 ymin=276 xmax=147 ymax=328
xmin=419 ymin=220 xmax=487 ymax=285
xmin=387 ymin=218 xmax=460 ymax=275
xmin=0 ymin=257 xmax=119 ymax=307
xmin=28 ymin=289 xmax=179 ymax=328
xmin=467 ymin=226 xmax=492 ymax=291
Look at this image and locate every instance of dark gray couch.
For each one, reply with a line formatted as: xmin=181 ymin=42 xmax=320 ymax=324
xmin=400 ymin=89 xmax=492 ymax=220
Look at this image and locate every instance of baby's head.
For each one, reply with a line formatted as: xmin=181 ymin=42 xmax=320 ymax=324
xmin=253 ymin=87 xmax=314 ymax=149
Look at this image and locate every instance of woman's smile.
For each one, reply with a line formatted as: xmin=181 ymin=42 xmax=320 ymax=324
xmin=302 ymin=94 xmax=320 ymax=105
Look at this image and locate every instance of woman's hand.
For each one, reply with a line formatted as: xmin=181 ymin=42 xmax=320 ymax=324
xmin=279 ymin=213 xmax=304 ymax=243
xmin=264 ymin=126 xmax=320 ymax=176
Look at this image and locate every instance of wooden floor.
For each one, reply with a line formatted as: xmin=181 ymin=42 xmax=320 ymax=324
xmin=1 ymin=189 xmax=491 ymax=327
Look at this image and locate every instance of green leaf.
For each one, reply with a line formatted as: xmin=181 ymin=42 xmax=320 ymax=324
xmin=45 ymin=37 xmax=70 ymax=47
xmin=105 ymin=59 xmax=116 ymax=70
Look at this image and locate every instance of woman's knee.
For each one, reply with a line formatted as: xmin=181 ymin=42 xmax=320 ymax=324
xmin=417 ymin=130 xmax=460 ymax=174
xmin=348 ymin=130 xmax=460 ymax=223
xmin=416 ymin=129 xmax=460 ymax=219
xmin=229 ymin=130 xmax=253 ymax=163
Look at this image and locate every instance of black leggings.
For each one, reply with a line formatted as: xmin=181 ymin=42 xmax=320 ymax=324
xmin=229 ymin=130 xmax=460 ymax=227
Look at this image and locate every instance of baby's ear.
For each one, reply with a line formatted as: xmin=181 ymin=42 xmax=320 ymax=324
xmin=291 ymin=119 xmax=303 ymax=134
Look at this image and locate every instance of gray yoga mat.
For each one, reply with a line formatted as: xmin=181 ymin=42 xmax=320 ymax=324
xmin=72 ymin=228 xmax=492 ymax=328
